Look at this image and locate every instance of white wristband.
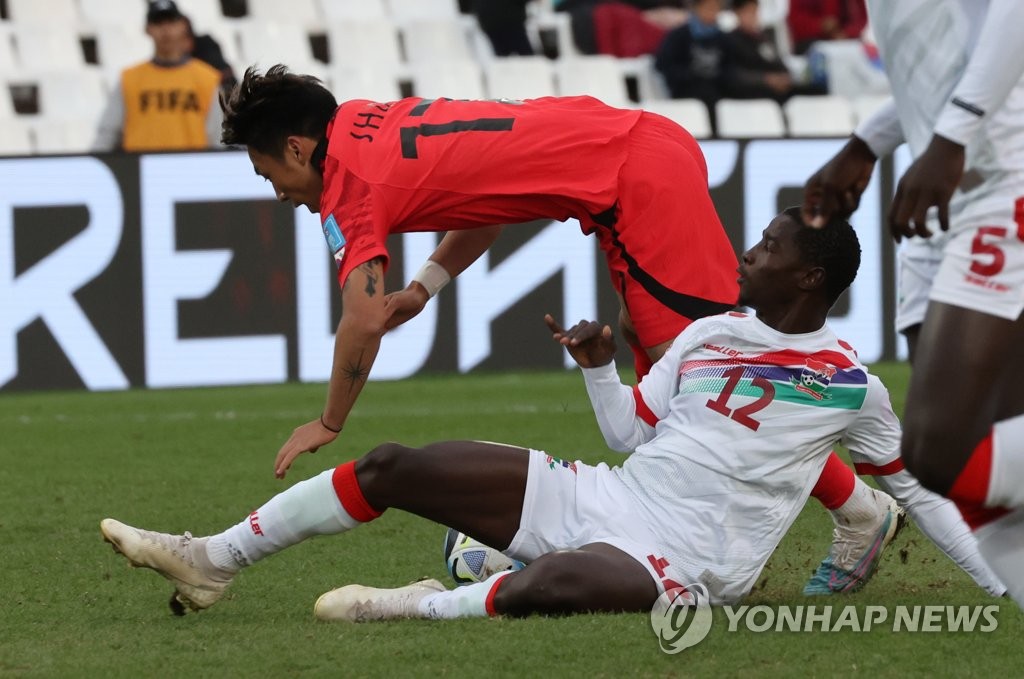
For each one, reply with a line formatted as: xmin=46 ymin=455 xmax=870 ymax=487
xmin=412 ymin=260 xmax=451 ymax=298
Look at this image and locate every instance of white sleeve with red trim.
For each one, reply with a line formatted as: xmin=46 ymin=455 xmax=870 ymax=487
xmin=873 ymin=470 xmax=1006 ymax=596
xmin=841 ymin=375 xmax=902 ymax=470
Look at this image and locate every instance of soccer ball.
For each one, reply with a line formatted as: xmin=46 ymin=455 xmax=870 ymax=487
xmin=443 ymin=527 xmax=524 ymax=586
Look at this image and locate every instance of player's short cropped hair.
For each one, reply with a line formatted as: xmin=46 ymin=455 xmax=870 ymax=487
xmin=221 ymin=64 xmax=337 ymax=157
xmin=782 ymin=206 xmax=861 ymax=307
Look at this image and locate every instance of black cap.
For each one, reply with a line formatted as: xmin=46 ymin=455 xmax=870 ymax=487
xmin=147 ymin=0 xmax=185 ymax=23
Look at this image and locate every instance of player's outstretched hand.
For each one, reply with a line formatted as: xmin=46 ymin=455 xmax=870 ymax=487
xmin=802 ymin=136 xmax=877 ymax=227
xmin=544 ymin=314 xmax=616 ymax=369
xmin=889 ymin=134 xmax=965 ymax=242
xmin=384 ymin=284 xmax=429 ymax=331
xmin=274 ymin=418 xmax=339 ymax=479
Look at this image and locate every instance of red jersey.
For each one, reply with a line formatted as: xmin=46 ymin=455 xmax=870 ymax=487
xmin=318 ymin=96 xmax=643 ymax=284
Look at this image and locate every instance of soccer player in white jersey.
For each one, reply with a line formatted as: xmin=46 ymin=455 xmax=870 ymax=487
xmin=99 ymin=209 xmax=1002 ymax=618
xmin=803 ymin=0 xmax=1024 ymax=606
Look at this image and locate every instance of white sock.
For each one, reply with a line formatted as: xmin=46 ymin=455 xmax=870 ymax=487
xmin=206 ymin=468 xmax=361 ymax=572
xmin=418 ymin=571 xmax=511 ymax=619
xmin=974 ymin=509 xmax=1024 ymax=607
xmin=987 ymin=414 xmax=1024 ymax=508
xmin=830 ymin=476 xmax=882 ymax=527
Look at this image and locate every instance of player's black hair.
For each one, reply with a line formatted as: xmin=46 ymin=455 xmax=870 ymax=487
xmin=220 ymin=64 xmax=337 ymax=157
xmin=782 ymin=206 xmax=861 ymax=308
xmin=732 ymin=0 xmax=758 ymax=10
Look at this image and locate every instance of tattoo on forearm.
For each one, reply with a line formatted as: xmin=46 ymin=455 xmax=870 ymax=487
xmin=342 ymin=350 xmax=370 ymax=392
xmin=360 ymin=262 xmax=379 ymax=297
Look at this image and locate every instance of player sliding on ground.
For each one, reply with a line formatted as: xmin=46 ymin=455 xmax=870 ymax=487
xmin=101 ymin=210 xmax=1002 ymax=618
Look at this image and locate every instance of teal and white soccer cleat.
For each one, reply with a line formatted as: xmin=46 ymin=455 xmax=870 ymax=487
xmin=803 ymin=492 xmax=907 ymax=595
xmin=314 ymin=578 xmax=446 ymax=622
xmin=100 ymin=518 xmax=234 ymax=614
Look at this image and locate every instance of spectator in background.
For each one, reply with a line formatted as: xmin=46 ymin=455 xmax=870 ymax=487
xmin=93 ymin=0 xmax=223 ymax=152
xmin=562 ymin=0 xmax=686 ymax=57
xmin=787 ymin=0 xmax=867 ymax=55
xmin=655 ymin=0 xmax=724 ymax=111
xmin=184 ymin=16 xmax=238 ymax=92
xmin=722 ymin=0 xmax=826 ymax=102
xmin=473 ymin=0 xmax=534 ymax=56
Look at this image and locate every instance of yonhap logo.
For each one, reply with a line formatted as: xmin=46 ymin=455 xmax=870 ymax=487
xmin=649 ymin=584 xmax=713 ymax=653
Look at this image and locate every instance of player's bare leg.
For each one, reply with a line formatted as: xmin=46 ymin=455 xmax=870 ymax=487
xmin=102 ymin=441 xmax=530 ymax=614
xmin=317 ymin=541 xmax=660 ymax=622
xmin=901 ymin=323 xmax=922 ymax=365
xmin=901 ymin=302 xmax=1024 ymax=604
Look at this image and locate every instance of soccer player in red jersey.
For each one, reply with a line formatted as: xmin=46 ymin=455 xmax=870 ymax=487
xmin=221 ymin=67 xmax=894 ymax=593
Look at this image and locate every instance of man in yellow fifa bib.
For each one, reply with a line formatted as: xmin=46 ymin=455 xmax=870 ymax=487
xmin=93 ymin=0 xmax=223 ymax=152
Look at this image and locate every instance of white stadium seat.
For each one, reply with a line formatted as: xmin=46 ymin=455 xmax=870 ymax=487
xmin=852 ymin=94 xmax=891 ymax=125
xmin=783 ymin=95 xmax=854 ymax=137
xmin=330 ymin=66 xmax=403 ymax=103
xmin=34 ymin=69 xmax=108 ymax=124
xmin=247 ymin=0 xmax=322 ymax=29
xmin=237 ymin=21 xmax=321 ymax=75
xmin=0 ymin=28 xmax=18 ymax=75
xmin=94 ymin=24 xmax=152 ymax=73
xmin=30 ymin=119 xmax=97 ymax=154
xmin=411 ymin=59 xmax=484 ymax=100
xmin=555 ymin=55 xmax=628 ymax=107
xmin=7 ymin=0 xmax=80 ymax=26
xmin=319 ymin=0 xmax=388 ymax=22
xmin=715 ymin=98 xmax=786 ymax=138
xmin=0 ymin=118 xmax=33 ymax=155
xmin=0 ymin=82 xmax=16 ymax=118
xmin=386 ymin=0 xmax=460 ymax=24
xmin=13 ymin=24 xmax=87 ymax=71
xmin=484 ymin=57 xmax=556 ymax=100
xmin=402 ymin=19 xmax=473 ymax=64
xmin=174 ymin=0 xmax=226 ymax=30
xmin=79 ymin=0 xmax=147 ymax=30
xmin=327 ymin=20 xmax=403 ymax=71
xmin=641 ymin=99 xmax=712 ymax=139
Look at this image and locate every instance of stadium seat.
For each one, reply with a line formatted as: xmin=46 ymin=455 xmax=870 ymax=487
xmin=783 ymin=95 xmax=855 ymax=137
xmin=0 ymin=28 xmax=17 ymax=75
xmin=94 ymin=24 xmax=152 ymax=74
xmin=715 ymin=98 xmax=786 ymax=138
xmin=0 ymin=83 xmax=16 ymax=118
xmin=79 ymin=0 xmax=147 ymax=30
xmin=12 ymin=24 xmax=87 ymax=72
xmin=852 ymin=94 xmax=891 ymax=125
xmin=484 ymin=57 xmax=556 ymax=100
xmin=34 ymin=69 xmax=108 ymax=124
xmin=386 ymin=0 xmax=460 ymax=24
xmin=0 ymin=118 xmax=33 ymax=155
xmin=330 ymin=66 xmax=403 ymax=103
xmin=555 ymin=55 xmax=629 ymax=107
xmin=174 ymin=0 xmax=227 ymax=30
xmin=318 ymin=0 xmax=388 ymax=22
xmin=411 ymin=59 xmax=484 ymax=100
xmin=236 ymin=20 xmax=323 ymax=76
xmin=7 ymin=0 xmax=80 ymax=26
xmin=640 ymin=99 xmax=713 ymax=139
xmin=30 ymin=119 xmax=97 ymax=154
xmin=402 ymin=19 xmax=474 ymax=64
xmin=326 ymin=20 xmax=403 ymax=71
xmin=247 ymin=0 xmax=322 ymax=29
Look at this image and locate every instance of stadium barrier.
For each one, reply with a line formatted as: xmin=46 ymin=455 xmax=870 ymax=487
xmin=1 ymin=140 xmax=909 ymax=392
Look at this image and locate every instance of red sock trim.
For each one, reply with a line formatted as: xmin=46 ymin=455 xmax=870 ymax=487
xmin=331 ymin=461 xmax=383 ymax=523
xmin=484 ymin=572 xmax=511 ymax=617
xmin=811 ymin=452 xmax=856 ymax=510
xmin=948 ymin=431 xmax=995 ymax=506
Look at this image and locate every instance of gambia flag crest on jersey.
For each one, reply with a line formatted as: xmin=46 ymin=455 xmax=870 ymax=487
xmin=791 ymin=358 xmax=836 ymax=400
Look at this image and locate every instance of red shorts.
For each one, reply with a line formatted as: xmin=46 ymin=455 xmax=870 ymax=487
xmin=588 ymin=112 xmax=739 ymax=348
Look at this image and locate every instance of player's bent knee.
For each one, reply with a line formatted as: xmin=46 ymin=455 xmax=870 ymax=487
xmin=355 ymin=441 xmax=420 ymax=497
xmin=494 ymin=552 xmax=595 ymax=617
xmin=900 ymin=421 xmax=966 ymax=495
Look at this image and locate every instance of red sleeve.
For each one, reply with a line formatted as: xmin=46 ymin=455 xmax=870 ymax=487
xmin=319 ymin=156 xmax=390 ymax=288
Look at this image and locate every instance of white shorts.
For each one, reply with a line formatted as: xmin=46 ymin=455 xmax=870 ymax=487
xmin=505 ymin=449 xmax=687 ymax=595
xmin=898 ymin=182 xmax=1024 ymax=326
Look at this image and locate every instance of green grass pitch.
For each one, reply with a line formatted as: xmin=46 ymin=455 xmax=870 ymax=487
xmin=2 ymin=364 xmax=1020 ymax=677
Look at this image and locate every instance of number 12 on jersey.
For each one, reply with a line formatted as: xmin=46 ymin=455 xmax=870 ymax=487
xmin=705 ymin=366 xmax=775 ymax=431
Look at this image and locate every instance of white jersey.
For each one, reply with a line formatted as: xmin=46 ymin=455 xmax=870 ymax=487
xmin=582 ymin=312 xmax=901 ymax=603
xmin=858 ymin=0 xmax=1024 ymax=176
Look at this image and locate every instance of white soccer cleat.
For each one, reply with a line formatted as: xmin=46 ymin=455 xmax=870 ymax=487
xmin=314 ymin=578 xmax=446 ymax=622
xmin=100 ymin=518 xmax=234 ymax=614
xmin=803 ymin=489 xmax=907 ymax=595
